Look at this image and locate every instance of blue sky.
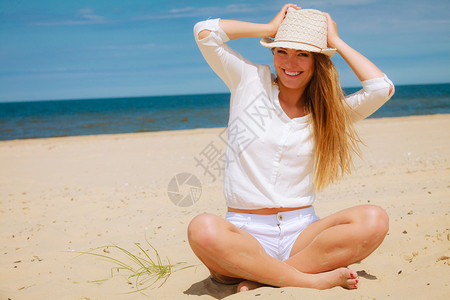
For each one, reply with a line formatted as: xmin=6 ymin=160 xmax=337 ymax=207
xmin=0 ymin=0 xmax=449 ymax=102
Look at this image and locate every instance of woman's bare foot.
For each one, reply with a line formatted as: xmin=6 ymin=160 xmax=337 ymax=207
xmin=312 ymin=267 xmax=359 ymax=290
xmin=237 ymin=280 xmax=265 ymax=292
xmin=237 ymin=267 xmax=358 ymax=292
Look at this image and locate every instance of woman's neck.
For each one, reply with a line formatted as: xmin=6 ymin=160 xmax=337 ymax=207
xmin=277 ymin=81 xmax=306 ymax=108
xmin=277 ymin=82 xmax=308 ymax=118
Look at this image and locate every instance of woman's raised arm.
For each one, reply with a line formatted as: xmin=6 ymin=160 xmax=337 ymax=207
xmin=324 ymin=12 xmax=393 ymax=94
xmin=198 ymin=4 xmax=300 ymax=41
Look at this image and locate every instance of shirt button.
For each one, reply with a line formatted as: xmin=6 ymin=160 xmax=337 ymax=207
xmin=278 ymin=214 xmax=283 ymax=221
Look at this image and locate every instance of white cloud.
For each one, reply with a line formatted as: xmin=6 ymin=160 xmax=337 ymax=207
xmin=30 ymin=8 xmax=107 ymax=26
xmin=132 ymin=1 xmax=382 ymax=22
xmin=89 ymin=44 xmax=158 ymax=51
xmin=169 ymin=7 xmax=194 ymax=14
xmin=78 ymin=8 xmax=105 ymax=21
xmin=135 ymin=3 xmax=272 ymax=20
xmin=302 ymin=0 xmax=376 ymax=6
xmin=31 ymin=19 xmax=107 ymax=26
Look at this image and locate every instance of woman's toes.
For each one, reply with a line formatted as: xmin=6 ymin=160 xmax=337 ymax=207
xmin=239 ymin=285 xmax=249 ymax=292
xmin=347 ymin=268 xmax=358 ymax=279
xmin=346 ymin=277 xmax=359 ymax=289
xmin=237 ymin=280 xmax=264 ymax=292
xmin=341 ymin=268 xmax=358 ymax=289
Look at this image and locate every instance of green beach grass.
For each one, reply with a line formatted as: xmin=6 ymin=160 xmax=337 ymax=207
xmin=73 ymin=237 xmax=194 ymax=294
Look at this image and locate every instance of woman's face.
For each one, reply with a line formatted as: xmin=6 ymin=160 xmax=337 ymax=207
xmin=273 ymin=47 xmax=315 ymax=90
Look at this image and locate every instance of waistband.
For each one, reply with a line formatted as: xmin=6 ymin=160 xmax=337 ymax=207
xmin=226 ymin=206 xmax=316 ymax=225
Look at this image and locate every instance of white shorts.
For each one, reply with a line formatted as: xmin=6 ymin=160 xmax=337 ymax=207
xmin=226 ymin=206 xmax=320 ymax=261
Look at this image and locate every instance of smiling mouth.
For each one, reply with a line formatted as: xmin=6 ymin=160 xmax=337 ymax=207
xmin=283 ymin=69 xmax=302 ymax=77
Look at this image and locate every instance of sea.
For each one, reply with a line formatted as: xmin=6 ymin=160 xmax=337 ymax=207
xmin=0 ymin=83 xmax=449 ymax=141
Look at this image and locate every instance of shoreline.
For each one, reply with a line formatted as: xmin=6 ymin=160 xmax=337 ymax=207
xmin=1 ymin=114 xmax=449 ymax=299
xmin=1 ymin=113 xmax=449 ymax=143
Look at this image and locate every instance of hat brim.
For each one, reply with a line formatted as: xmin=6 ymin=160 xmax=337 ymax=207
xmin=260 ymin=37 xmax=335 ymax=58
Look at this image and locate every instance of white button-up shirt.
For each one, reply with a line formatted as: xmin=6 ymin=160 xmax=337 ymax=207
xmin=194 ymin=19 xmax=394 ymax=209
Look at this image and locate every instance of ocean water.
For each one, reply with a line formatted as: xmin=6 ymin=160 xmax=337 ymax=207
xmin=0 ymin=83 xmax=449 ymax=141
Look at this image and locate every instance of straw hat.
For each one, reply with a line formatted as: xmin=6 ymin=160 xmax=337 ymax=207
xmin=260 ymin=8 xmax=336 ymax=57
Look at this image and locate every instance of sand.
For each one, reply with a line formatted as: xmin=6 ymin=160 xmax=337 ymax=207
xmin=0 ymin=114 xmax=449 ymax=299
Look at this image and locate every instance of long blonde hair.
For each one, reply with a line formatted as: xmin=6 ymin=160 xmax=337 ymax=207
xmin=304 ymin=53 xmax=361 ymax=192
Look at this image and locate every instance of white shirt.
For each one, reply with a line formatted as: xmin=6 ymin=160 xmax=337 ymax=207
xmin=194 ymin=18 xmax=395 ymax=209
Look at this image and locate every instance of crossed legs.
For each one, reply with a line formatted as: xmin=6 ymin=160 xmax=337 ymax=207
xmin=187 ymin=205 xmax=388 ymax=292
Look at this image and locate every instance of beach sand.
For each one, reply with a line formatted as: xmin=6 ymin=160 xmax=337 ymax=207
xmin=1 ymin=114 xmax=449 ymax=299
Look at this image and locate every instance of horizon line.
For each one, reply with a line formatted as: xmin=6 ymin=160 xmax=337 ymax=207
xmin=1 ymin=81 xmax=449 ymax=104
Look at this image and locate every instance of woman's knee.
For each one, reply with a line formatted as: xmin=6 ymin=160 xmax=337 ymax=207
xmin=187 ymin=213 xmax=224 ymax=251
xmin=360 ymin=205 xmax=389 ymax=239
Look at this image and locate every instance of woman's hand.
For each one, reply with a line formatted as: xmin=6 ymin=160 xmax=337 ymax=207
xmin=323 ymin=12 xmax=341 ymax=49
xmin=217 ymin=4 xmax=300 ymax=41
xmin=322 ymin=12 xmax=386 ymax=83
xmin=268 ymin=4 xmax=301 ymax=38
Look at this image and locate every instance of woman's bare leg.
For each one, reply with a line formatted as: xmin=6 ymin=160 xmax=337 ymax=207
xmin=187 ymin=213 xmax=358 ymax=290
xmin=237 ymin=205 xmax=388 ymax=291
xmin=287 ymin=205 xmax=389 ymax=272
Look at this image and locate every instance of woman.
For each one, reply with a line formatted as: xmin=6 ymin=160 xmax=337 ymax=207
xmin=188 ymin=4 xmax=394 ymax=292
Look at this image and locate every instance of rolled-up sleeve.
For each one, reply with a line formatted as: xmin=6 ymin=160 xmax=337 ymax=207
xmin=345 ymin=74 xmax=395 ymax=122
xmin=194 ymin=19 xmax=247 ymax=92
